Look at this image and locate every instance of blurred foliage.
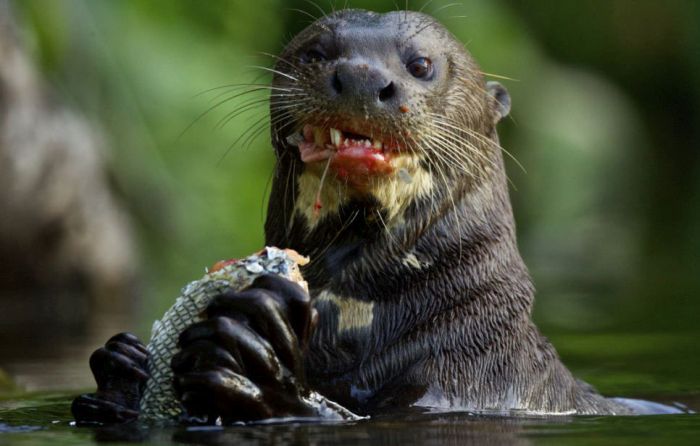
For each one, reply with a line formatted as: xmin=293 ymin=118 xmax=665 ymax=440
xmin=10 ymin=0 xmax=700 ymax=372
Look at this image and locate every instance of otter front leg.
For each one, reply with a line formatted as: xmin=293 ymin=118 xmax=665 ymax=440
xmin=71 ymin=333 xmax=149 ymax=424
xmin=172 ymin=274 xmax=322 ymax=424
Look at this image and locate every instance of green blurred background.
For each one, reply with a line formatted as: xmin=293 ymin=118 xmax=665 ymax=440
xmin=4 ymin=0 xmax=699 ymax=399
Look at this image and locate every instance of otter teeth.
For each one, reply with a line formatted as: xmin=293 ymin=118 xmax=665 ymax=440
xmin=328 ymin=128 xmax=384 ymax=150
xmin=330 ymin=128 xmax=342 ymax=147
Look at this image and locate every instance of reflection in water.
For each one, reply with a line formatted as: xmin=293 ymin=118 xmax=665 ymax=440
xmin=0 ymin=395 xmax=698 ymax=446
xmin=91 ymin=412 xmax=541 ymax=446
xmin=0 ymin=300 xmax=137 ymax=392
xmin=0 ymin=423 xmax=42 ymax=433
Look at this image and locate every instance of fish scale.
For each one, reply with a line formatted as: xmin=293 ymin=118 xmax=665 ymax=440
xmin=139 ymin=247 xmax=308 ymax=421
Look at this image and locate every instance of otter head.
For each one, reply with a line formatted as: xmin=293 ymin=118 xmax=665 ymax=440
xmin=269 ymin=9 xmax=510 ymax=232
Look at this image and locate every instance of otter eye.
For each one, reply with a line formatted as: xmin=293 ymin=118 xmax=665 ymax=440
xmin=301 ymin=49 xmax=327 ymax=64
xmin=407 ymin=57 xmax=433 ymax=79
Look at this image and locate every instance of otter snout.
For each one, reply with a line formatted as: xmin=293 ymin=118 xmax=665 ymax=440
xmin=329 ymin=60 xmax=399 ymax=109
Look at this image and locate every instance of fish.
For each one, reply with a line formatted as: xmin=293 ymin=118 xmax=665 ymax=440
xmin=138 ymin=246 xmax=309 ymax=421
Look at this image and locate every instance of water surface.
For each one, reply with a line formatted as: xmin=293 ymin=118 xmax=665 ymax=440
xmin=0 ymin=392 xmax=699 ymax=446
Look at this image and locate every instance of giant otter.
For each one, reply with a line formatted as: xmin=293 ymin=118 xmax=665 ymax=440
xmin=72 ymin=9 xmax=637 ymax=424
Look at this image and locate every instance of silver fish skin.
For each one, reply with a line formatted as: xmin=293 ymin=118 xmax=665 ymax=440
xmin=139 ymin=247 xmax=307 ymax=421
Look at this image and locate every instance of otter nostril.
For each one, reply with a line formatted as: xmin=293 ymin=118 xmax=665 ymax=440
xmin=331 ymin=71 xmax=343 ymax=94
xmin=378 ymin=82 xmax=395 ymax=102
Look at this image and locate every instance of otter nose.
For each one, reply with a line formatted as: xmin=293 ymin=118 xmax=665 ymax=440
xmin=332 ymin=61 xmax=396 ymax=104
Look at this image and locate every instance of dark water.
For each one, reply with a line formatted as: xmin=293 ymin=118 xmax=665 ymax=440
xmin=0 ymin=393 xmax=699 ymax=446
xmin=1 ymin=329 xmax=699 ymax=445
xmin=1 ymin=299 xmax=698 ymax=445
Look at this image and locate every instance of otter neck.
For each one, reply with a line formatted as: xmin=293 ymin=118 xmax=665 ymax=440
xmin=267 ymin=154 xmax=535 ymax=411
xmin=265 ymin=149 xmax=533 ymax=314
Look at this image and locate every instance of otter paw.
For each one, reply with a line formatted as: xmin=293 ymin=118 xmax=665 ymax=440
xmin=72 ymin=332 xmax=149 ymax=424
xmin=172 ymin=274 xmax=318 ymax=424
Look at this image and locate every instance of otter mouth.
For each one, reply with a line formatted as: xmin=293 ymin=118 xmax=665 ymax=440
xmin=287 ymin=124 xmax=399 ymax=182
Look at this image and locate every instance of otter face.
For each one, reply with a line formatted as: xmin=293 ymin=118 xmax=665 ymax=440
xmin=270 ymin=9 xmax=508 ymax=227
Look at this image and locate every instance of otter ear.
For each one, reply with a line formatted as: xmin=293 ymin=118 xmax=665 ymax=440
xmin=486 ymin=81 xmax=511 ymax=123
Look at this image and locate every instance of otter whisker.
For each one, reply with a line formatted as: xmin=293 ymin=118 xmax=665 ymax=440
xmin=427 ymin=113 xmax=490 ymax=150
xmin=270 ymin=112 xmax=306 ymax=138
xmin=422 ymin=129 xmax=491 ymax=178
xmin=196 ymin=83 xmax=303 ymax=99
xmin=462 ymin=126 xmax=527 ymax=174
xmin=234 ymin=113 xmax=270 ymax=146
xmin=429 ymin=145 xmax=482 ymax=184
xmin=375 ymin=209 xmax=399 ymax=250
xmin=307 ymin=209 xmax=359 ymax=266
xmin=216 ymin=97 xmax=304 ymax=130
xmin=180 ymin=86 xmax=305 ymax=140
xmin=430 ymin=2 xmax=464 ymax=17
xmin=426 ymin=129 xmax=492 ymax=180
xmin=428 ymin=120 xmax=493 ymax=168
xmin=429 ymin=116 xmax=521 ymax=189
xmin=478 ymin=71 xmax=519 ymax=82
xmin=301 ymin=0 xmax=327 ymax=19
xmin=313 ymin=156 xmax=334 ymax=219
xmin=270 ymin=108 xmax=303 ymax=125
xmin=207 ymin=88 xmax=280 ymax=106
xmin=243 ymin=117 xmax=279 ymax=151
xmin=248 ymin=65 xmax=300 ymax=82
xmin=425 ymin=162 xmax=444 ymax=225
xmin=217 ymin=110 xmax=280 ymax=165
xmin=285 ymin=8 xmax=322 ymax=25
xmin=284 ymin=154 xmax=300 ymax=239
xmin=419 ymin=0 xmax=437 ymax=13
xmin=280 ymin=150 xmax=294 ymax=238
xmin=262 ymin=160 xmax=277 ymax=224
xmin=430 ymin=113 xmax=526 ymax=174
xmin=428 ymin=144 xmax=466 ymax=261
xmin=259 ymin=52 xmax=304 ymax=73
xmin=180 ymin=92 xmax=257 ymax=140
xmin=403 ymin=14 xmax=443 ymax=43
xmin=227 ymin=97 xmax=309 ymax=123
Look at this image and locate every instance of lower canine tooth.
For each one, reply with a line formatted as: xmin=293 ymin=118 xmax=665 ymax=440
xmin=330 ymin=128 xmax=342 ymax=146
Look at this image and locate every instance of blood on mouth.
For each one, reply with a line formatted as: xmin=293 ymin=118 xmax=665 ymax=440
xmin=294 ymin=124 xmax=395 ymax=178
xmin=289 ymin=124 xmax=399 ymax=217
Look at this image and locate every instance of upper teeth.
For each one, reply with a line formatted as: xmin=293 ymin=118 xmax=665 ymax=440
xmin=328 ymin=127 xmax=384 ymax=150
xmin=330 ymin=128 xmax=342 ymax=146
